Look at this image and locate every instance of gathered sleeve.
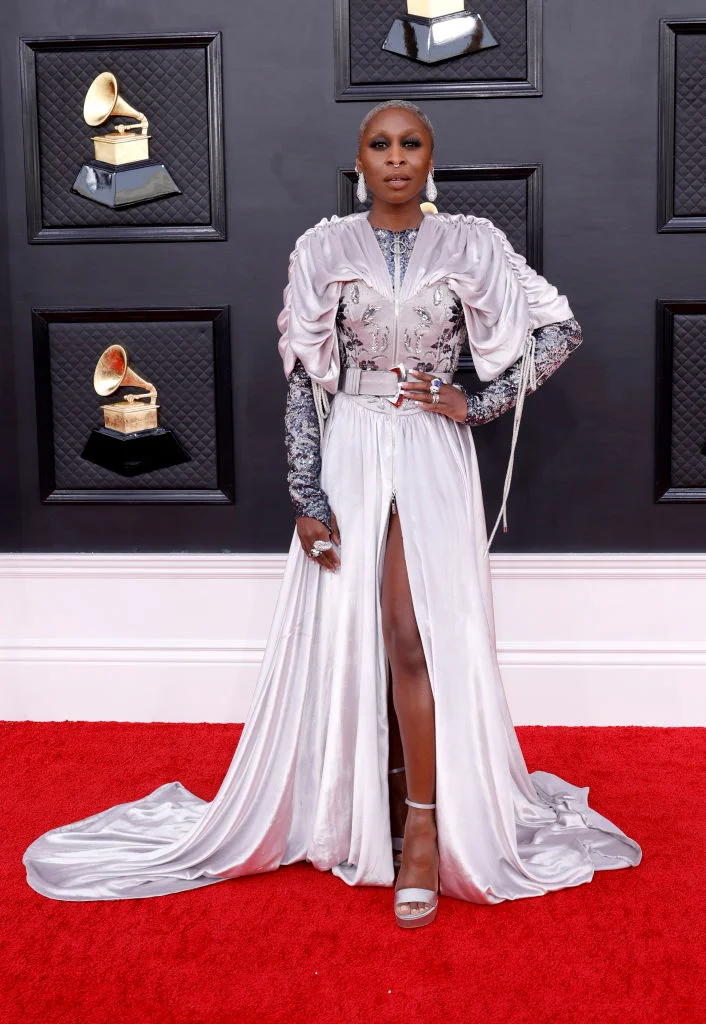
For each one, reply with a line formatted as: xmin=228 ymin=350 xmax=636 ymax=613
xmin=276 ymin=222 xmax=344 ymax=396
xmin=443 ymin=215 xmax=573 ymax=382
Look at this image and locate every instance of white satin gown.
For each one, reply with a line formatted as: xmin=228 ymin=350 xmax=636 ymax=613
xmin=23 ymin=213 xmax=642 ymax=901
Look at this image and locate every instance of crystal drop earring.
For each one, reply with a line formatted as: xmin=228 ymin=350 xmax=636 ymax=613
xmin=356 ymin=170 xmax=368 ymax=204
xmin=425 ymin=169 xmax=438 ymax=203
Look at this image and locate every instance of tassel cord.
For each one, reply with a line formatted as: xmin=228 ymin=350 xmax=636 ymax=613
xmin=483 ymin=328 xmax=536 ymax=558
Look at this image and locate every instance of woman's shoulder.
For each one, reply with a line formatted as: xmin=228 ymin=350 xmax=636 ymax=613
xmin=290 ymin=212 xmax=367 ymax=256
xmin=432 ymin=210 xmax=507 ymax=241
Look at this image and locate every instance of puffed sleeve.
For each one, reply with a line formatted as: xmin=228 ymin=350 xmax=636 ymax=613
xmin=443 ymin=215 xmax=573 ymax=382
xmin=277 ymin=222 xmax=343 ymax=395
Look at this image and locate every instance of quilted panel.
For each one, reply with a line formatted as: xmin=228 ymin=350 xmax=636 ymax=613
xmin=35 ymin=46 xmax=211 ymax=228
xmin=671 ymin=314 xmax=706 ymax=486
xmin=351 ymin=175 xmax=529 ymax=257
xmin=47 ymin=319 xmax=219 ymax=490
xmin=674 ymin=32 xmax=706 ymax=216
xmin=349 ymin=0 xmax=527 ymax=84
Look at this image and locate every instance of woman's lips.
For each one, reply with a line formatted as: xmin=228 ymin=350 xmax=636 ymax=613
xmin=384 ymin=177 xmax=411 ymax=190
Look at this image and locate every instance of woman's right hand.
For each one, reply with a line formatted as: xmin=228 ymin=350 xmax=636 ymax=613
xmin=296 ymin=512 xmax=341 ymax=572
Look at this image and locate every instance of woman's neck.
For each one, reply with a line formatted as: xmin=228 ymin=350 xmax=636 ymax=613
xmin=366 ymin=199 xmax=424 ymax=233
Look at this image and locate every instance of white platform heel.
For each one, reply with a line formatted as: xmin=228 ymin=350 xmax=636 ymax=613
xmin=394 ymin=797 xmax=439 ymax=929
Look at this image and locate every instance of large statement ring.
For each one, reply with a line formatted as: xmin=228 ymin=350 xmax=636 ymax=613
xmin=309 ymin=547 xmax=321 ymax=557
xmin=312 ymin=539 xmax=333 ymax=553
xmin=429 ymin=378 xmax=442 ymax=394
xmin=431 ymin=392 xmax=440 ymax=405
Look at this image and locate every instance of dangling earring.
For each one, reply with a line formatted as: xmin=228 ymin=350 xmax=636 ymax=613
xmin=425 ymin=169 xmax=437 ymax=203
xmin=356 ymin=170 xmax=368 ymax=203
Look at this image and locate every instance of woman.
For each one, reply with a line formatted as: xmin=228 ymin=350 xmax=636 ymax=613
xmin=23 ymin=101 xmax=642 ymax=929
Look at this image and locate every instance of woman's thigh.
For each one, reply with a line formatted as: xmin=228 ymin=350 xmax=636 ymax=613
xmin=381 ymin=512 xmax=427 ymax=678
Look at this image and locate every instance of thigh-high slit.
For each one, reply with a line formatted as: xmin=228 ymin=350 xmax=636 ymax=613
xmin=23 ymin=390 xmax=642 ymax=902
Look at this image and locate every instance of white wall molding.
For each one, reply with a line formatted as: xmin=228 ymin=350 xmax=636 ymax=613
xmin=1 ymin=553 xmax=705 ymax=725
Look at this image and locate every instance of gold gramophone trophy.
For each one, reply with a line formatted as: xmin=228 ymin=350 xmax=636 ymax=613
xmin=81 ymin=344 xmax=189 ymax=477
xmin=382 ymin=1 xmax=498 ymax=63
xmin=72 ymin=71 xmax=181 ymax=208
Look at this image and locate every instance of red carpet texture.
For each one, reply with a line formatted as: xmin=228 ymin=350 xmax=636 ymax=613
xmin=1 ymin=723 xmax=703 ymax=1024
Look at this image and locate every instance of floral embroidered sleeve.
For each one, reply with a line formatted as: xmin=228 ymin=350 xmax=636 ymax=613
xmin=455 ymin=317 xmax=583 ymax=426
xmin=284 ymin=358 xmax=332 ymax=532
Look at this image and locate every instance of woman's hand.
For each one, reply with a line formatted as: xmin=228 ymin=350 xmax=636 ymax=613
xmin=296 ymin=512 xmax=341 ymax=572
xmin=400 ymin=370 xmax=468 ymax=423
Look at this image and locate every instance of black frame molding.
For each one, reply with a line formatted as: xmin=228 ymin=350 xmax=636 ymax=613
xmin=334 ymin=0 xmax=542 ymax=100
xmin=655 ymin=299 xmax=706 ymax=503
xmin=32 ymin=305 xmax=235 ymax=504
xmin=658 ymin=19 xmax=706 ymax=232
xmin=20 ymin=32 xmax=226 ymax=243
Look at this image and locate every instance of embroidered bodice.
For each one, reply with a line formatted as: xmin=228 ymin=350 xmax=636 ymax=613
xmin=336 ymin=227 xmax=467 ymax=376
xmin=283 ymin=221 xmax=582 ymax=530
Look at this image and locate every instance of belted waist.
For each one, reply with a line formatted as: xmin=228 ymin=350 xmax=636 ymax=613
xmin=339 ymin=367 xmax=454 ymax=397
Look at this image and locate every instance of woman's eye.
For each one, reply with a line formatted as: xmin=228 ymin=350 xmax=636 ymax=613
xmin=370 ymin=140 xmax=388 ymax=149
xmin=403 ymin=138 xmax=422 ymax=148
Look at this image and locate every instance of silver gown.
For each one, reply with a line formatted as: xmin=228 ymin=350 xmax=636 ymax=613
xmin=23 ymin=213 xmax=642 ymax=902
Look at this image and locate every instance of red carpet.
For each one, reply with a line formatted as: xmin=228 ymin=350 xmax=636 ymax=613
xmin=1 ymin=723 xmax=703 ymax=1024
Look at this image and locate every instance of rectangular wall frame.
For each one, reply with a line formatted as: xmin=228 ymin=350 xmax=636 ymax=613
xmin=32 ymin=306 xmax=234 ymax=503
xmin=20 ymin=32 xmax=225 ymax=243
xmin=334 ymin=0 xmax=542 ymax=100
xmin=658 ymin=19 xmax=706 ymax=232
xmin=655 ymin=300 xmax=706 ymax=502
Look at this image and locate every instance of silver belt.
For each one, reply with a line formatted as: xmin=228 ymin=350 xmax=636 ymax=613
xmin=339 ymin=366 xmax=454 ymax=397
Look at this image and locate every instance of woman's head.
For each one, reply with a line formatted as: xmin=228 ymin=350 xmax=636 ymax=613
xmin=356 ymin=100 xmax=434 ymax=207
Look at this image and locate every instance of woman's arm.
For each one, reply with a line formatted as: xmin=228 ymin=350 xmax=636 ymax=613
xmin=284 ymin=358 xmax=333 ymax=532
xmin=455 ymin=317 xmax=582 ymax=426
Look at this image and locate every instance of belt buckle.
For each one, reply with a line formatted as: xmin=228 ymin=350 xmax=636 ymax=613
xmin=387 ymin=362 xmax=407 ymax=406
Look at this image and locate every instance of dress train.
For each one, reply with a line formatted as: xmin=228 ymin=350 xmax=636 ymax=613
xmin=23 ymin=392 xmax=642 ymax=901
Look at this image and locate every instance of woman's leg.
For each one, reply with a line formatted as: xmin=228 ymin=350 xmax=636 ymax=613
xmin=381 ymin=509 xmax=439 ymax=916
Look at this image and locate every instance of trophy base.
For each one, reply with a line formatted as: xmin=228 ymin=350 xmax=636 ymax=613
xmin=382 ymin=12 xmax=498 ymax=64
xmin=81 ymin=426 xmax=191 ymax=477
xmin=71 ymin=159 xmax=181 ymax=209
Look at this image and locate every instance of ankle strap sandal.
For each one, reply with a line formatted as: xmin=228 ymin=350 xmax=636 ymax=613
xmin=394 ymin=798 xmax=438 ymax=929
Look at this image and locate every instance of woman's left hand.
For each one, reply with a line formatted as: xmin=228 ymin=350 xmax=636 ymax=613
xmin=400 ymin=370 xmax=467 ymax=423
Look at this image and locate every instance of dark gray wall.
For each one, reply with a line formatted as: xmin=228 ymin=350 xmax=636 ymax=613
xmin=0 ymin=0 xmax=704 ymax=552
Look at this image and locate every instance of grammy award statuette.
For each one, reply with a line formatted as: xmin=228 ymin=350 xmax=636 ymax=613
xmin=81 ymin=344 xmax=190 ymax=477
xmin=72 ymin=72 xmax=181 ymax=209
xmin=382 ymin=1 xmax=498 ymax=64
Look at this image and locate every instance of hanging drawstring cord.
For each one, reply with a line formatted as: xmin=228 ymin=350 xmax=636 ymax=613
xmin=312 ymin=381 xmax=331 ymax=443
xmin=483 ymin=327 xmax=537 ymax=559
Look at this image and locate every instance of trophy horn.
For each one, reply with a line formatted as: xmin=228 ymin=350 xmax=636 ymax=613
xmin=94 ymin=344 xmax=157 ymax=406
xmin=83 ymin=72 xmax=148 ymax=135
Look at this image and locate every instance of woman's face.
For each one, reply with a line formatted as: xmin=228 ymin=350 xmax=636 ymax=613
xmin=356 ymin=107 xmax=433 ymax=206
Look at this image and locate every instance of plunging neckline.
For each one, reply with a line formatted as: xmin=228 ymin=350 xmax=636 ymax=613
xmin=362 ymin=211 xmax=431 ymax=301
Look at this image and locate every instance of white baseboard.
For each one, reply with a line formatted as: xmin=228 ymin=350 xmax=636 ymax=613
xmin=1 ymin=554 xmax=704 ymax=725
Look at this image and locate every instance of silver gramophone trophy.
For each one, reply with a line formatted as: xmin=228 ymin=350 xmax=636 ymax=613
xmin=81 ymin=344 xmax=190 ymax=477
xmin=382 ymin=1 xmax=498 ymax=64
xmin=72 ymin=71 xmax=181 ymax=208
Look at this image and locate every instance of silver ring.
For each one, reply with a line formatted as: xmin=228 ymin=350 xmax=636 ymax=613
xmin=312 ymin=539 xmax=333 ymax=553
xmin=429 ymin=378 xmax=442 ymax=394
xmin=309 ymin=547 xmax=322 ymax=557
xmin=431 ymin=392 xmax=440 ymax=405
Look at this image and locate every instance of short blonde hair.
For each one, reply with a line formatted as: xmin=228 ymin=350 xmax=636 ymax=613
xmin=358 ymin=100 xmax=435 ymax=150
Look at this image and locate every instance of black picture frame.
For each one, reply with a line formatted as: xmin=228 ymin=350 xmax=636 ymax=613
xmin=655 ymin=300 xmax=706 ymax=503
xmin=32 ymin=306 xmax=235 ymax=504
xmin=339 ymin=163 xmax=542 ymax=370
xmin=334 ymin=0 xmax=542 ymax=101
xmin=658 ymin=19 xmax=706 ymax=232
xmin=20 ymin=32 xmax=226 ymax=243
